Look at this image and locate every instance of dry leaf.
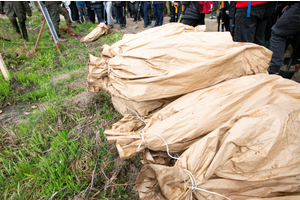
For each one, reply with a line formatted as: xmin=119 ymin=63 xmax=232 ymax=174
xmin=7 ymin=102 xmax=11 ymax=106
xmin=31 ymin=105 xmax=37 ymax=108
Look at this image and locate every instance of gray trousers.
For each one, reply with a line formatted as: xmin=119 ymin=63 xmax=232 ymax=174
xmin=47 ymin=4 xmax=61 ymax=37
xmin=76 ymin=3 xmax=89 ymax=22
xmin=269 ymin=3 xmax=300 ymax=74
xmin=104 ymin=2 xmax=113 ymax=25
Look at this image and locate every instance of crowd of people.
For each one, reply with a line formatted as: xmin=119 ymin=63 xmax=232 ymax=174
xmin=0 ymin=1 xmax=299 ymax=75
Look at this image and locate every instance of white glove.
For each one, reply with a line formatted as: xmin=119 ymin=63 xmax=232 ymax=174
xmin=225 ymin=10 xmax=229 ymax=15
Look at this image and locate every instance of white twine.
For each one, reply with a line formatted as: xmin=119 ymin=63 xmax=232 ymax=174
xmin=119 ymin=106 xmax=179 ymax=160
xmin=138 ymin=131 xmax=180 ymax=160
xmin=180 ymin=169 xmax=231 ymax=200
xmin=119 ymin=106 xmax=147 ymax=125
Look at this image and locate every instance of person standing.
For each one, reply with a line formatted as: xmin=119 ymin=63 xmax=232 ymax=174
xmin=113 ymin=1 xmax=126 ymax=29
xmin=69 ymin=1 xmax=80 ymax=23
xmin=75 ymin=1 xmax=89 ymax=23
xmin=269 ymin=2 xmax=300 ymax=74
xmin=44 ymin=1 xmax=67 ymax=40
xmin=1 ymin=1 xmax=32 ymax=41
xmin=153 ymin=1 xmax=163 ymax=26
xmin=130 ymin=1 xmax=141 ymax=22
xmin=142 ymin=1 xmax=151 ymax=28
xmin=103 ymin=1 xmax=113 ymax=28
xmin=92 ymin=1 xmax=104 ymax=23
xmin=234 ymin=1 xmax=275 ymax=45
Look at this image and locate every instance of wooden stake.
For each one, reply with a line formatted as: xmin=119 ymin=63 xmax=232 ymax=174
xmin=34 ymin=19 xmax=46 ymax=51
xmin=0 ymin=54 xmax=9 ymax=80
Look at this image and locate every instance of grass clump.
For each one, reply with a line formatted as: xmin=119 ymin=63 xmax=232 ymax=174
xmin=0 ymin=8 xmax=140 ymax=200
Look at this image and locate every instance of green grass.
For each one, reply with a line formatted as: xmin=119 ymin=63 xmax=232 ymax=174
xmin=0 ymin=9 xmax=140 ymax=200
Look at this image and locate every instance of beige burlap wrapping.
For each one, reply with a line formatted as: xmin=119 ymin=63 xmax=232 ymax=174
xmin=88 ymin=24 xmax=238 ymax=116
xmin=87 ymin=23 xmax=271 ymax=102
xmin=136 ymin=101 xmax=300 ymax=200
xmin=80 ymin=23 xmax=108 ymax=43
xmin=104 ymin=74 xmax=300 ymax=159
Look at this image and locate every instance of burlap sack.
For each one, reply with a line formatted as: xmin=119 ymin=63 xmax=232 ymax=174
xmin=87 ymin=23 xmax=270 ymax=102
xmin=111 ymin=96 xmax=175 ymax=117
xmin=137 ymin=101 xmax=300 ymax=200
xmin=80 ymin=22 xmax=108 ymax=43
xmin=104 ymin=74 xmax=300 ymax=159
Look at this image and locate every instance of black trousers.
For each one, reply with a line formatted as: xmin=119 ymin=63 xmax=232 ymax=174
xmin=114 ymin=5 xmax=126 ymax=25
xmin=69 ymin=1 xmax=79 ymax=22
xmin=9 ymin=16 xmax=28 ymax=40
xmin=130 ymin=1 xmax=140 ymax=21
xmin=269 ymin=2 xmax=300 ymax=74
xmin=234 ymin=5 xmax=273 ymax=45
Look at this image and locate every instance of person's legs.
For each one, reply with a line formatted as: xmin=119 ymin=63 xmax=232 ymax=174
xmin=234 ymin=9 xmax=257 ymax=43
xmin=93 ymin=4 xmax=104 ymax=23
xmin=157 ymin=4 xmax=163 ymax=25
xmin=130 ymin=2 xmax=137 ymax=21
xmin=48 ymin=4 xmax=61 ymax=37
xmin=269 ymin=3 xmax=300 ymax=74
xmin=81 ymin=4 xmax=89 ymax=22
xmin=18 ymin=19 xmax=28 ymax=40
xmin=104 ymin=2 xmax=113 ymax=26
xmin=153 ymin=5 xmax=158 ymax=25
xmin=254 ymin=7 xmax=272 ymax=45
xmin=115 ymin=6 xmax=123 ymax=28
xmin=76 ymin=4 xmax=84 ymax=22
xmin=121 ymin=6 xmax=126 ymax=27
xmin=142 ymin=2 xmax=150 ymax=27
xmin=8 ymin=16 xmax=21 ymax=36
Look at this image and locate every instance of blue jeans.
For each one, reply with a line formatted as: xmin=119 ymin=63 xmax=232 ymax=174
xmin=153 ymin=4 xmax=163 ymax=24
xmin=142 ymin=1 xmax=150 ymax=25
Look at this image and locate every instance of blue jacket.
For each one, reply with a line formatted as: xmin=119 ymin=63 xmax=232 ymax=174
xmin=76 ymin=1 xmax=86 ymax=6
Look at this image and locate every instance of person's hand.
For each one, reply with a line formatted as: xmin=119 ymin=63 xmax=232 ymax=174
xmin=131 ymin=1 xmax=135 ymax=3
xmin=0 ymin=14 xmax=3 ymax=17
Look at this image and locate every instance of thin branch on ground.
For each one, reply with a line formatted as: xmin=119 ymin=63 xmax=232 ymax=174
xmin=48 ymin=186 xmax=67 ymax=200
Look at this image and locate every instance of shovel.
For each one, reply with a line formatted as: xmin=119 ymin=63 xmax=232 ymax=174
xmin=150 ymin=20 xmax=156 ymax=28
xmin=133 ymin=2 xmax=141 ymax=29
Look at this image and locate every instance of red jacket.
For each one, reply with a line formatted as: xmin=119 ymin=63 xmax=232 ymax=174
xmin=236 ymin=1 xmax=271 ymax=8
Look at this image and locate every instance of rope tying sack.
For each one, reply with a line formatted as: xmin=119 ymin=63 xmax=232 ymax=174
xmin=120 ymin=106 xmax=180 ymax=160
xmin=138 ymin=131 xmax=180 ymax=160
xmin=180 ymin=169 xmax=231 ymax=200
xmin=106 ymin=58 xmax=111 ymax=75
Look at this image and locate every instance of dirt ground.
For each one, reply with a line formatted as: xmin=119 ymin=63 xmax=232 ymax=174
xmin=108 ymin=16 xmax=218 ymax=34
xmin=98 ymin=15 xmax=218 ymax=34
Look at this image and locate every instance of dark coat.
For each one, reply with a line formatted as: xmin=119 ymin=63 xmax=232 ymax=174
xmin=2 ymin=1 xmax=32 ymax=20
xmin=181 ymin=1 xmax=203 ymax=21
